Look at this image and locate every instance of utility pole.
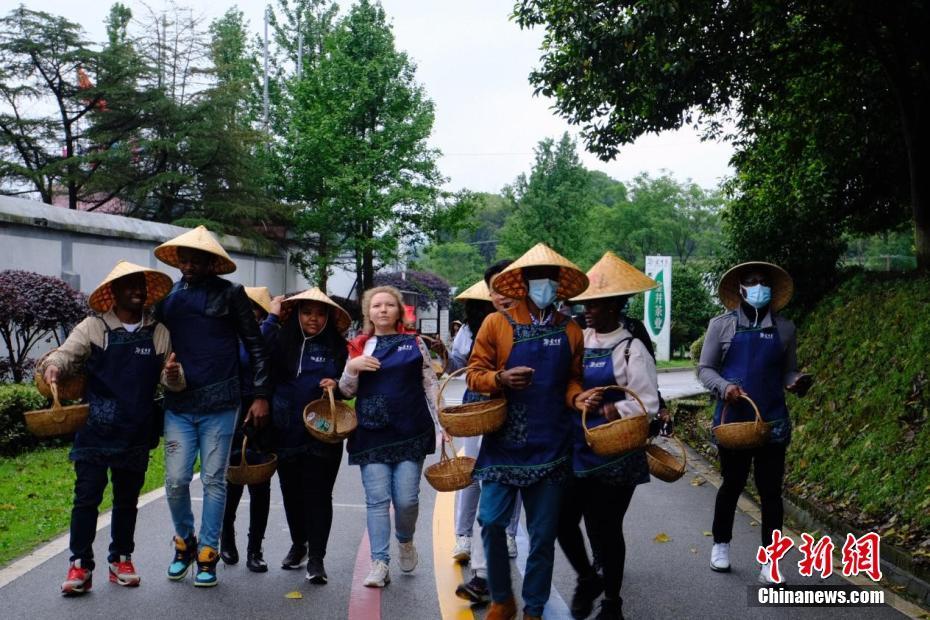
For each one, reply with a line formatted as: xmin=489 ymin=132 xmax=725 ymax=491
xmin=263 ymin=5 xmax=270 ymax=130
xmin=297 ymin=10 xmax=304 ymax=80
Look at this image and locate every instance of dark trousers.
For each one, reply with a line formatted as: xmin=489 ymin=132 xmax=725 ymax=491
xmin=222 ymin=479 xmax=271 ymax=552
xmin=713 ymin=443 xmax=787 ymax=547
xmin=557 ymin=477 xmax=635 ymax=603
xmin=277 ymin=450 xmax=342 ymax=559
xmin=69 ymin=460 xmax=147 ymax=570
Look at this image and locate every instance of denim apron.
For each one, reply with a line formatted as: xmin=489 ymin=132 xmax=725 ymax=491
xmin=72 ymin=320 xmax=162 ymax=472
xmin=712 ymin=321 xmax=791 ymax=444
xmin=347 ymin=334 xmax=435 ymax=465
xmin=474 ymin=312 xmax=573 ymax=486
xmin=572 ymin=341 xmax=650 ymax=485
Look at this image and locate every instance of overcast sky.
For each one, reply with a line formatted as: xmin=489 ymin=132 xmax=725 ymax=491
xmin=20 ymin=0 xmax=734 ymax=193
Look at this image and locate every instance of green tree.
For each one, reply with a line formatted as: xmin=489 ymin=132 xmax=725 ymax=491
xmin=412 ymin=241 xmax=486 ymax=293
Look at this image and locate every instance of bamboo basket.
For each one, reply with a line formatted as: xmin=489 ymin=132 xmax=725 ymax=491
xmin=419 ymin=334 xmax=449 ymax=379
xmin=34 ymin=351 xmax=85 ymax=401
xmin=24 ymin=383 xmax=89 ymax=437
xmin=582 ymin=385 xmax=649 ymax=457
xmin=303 ymin=386 xmax=357 ymax=443
xmin=226 ymin=434 xmax=277 ymax=485
xmin=437 ymin=366 xmax=507 ymax=437
xmin=424 ymin=439 xmax=475 ymax=492
xmin=712 ymin=394 xmax=771 ymax=449
xmin=646 ymin=435 xmax=688 ymax=482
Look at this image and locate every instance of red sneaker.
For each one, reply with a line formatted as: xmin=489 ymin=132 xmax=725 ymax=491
xmin=61 ymin=560 xmax=92 ymax=596
xmin=109 ymin=555 xmax=141 ymax=587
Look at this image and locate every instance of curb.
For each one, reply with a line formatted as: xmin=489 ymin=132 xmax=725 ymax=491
xmin=656 ymin=365 xmax=695 ymax=374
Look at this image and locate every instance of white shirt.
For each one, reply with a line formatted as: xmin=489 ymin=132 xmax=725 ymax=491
xmin=584 ymin=326 xmax=660 ymax=419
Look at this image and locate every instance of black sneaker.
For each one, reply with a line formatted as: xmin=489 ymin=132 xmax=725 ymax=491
xmin=455 ymin=575 xmax=490 ymax=604
xmin=596 ymin=598 xmax=623 ymax=620
xmin=571 ymin=572 xmax=604 ymax=620
xmin=246 ymin=549 xmax=268 ymax=573
xmin=281 ymin=543 xmax=307 ymax=570
xmin=305 ymin=556 xmax=328 ymax=584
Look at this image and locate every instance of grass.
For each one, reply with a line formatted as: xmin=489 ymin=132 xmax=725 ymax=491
xmin=0 ymin=446 xmax=166 ymax=567
xmin=656 ymin=358 xmax=695 ymax=370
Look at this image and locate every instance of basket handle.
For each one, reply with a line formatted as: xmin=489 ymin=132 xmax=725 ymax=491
xmin=581 ymin=385 xmax=648 ymax=432
xmin=239 ymin=434 xmax=249 ymax=468
xmin=436 ymin=434 xmax=458 ymax=464
xmin=649 ymin=434 xmax=688 ymax=470
xmin=50 ymin=382 xmax=62 ymax=410
xmin=719 ymin=393 xmax=762 ymax=427
xmin=419 ymin=334 xmax=449 ymax=376
xmin=326 ymin=386 xmax=337 ymax=436
xmin=437 ymin=365 xmax=473 ymax=409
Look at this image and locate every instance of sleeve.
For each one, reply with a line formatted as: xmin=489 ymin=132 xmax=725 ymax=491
xmin=155 ymin=324 xmax=187 ymax=392
xmin=338 ymin=337 xmax=369 ymax=398
xmin=614 ymin=339 xmax=659 ymax=419
xmin=565 ymin=322 xmax=585 ymax=410
xmin=466 ymin=314 xmax=506 ymax=394
xmin=417 ymin=337 xmax=441 ymax=421
xmin=698 ymin=318 xmax=733 ymax=400
xmin=231 ymin=285 xmax=271 ymax=399
xmin=39 ymin=318 xmax=97 ymax=379
xmin=780 ymin=319 xmax=802 ymax=388
xmin=447 ymin=326 xmax=472 ymax=372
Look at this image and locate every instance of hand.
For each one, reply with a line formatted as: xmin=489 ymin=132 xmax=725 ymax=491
xmin=347 ymin=355 xmax=380 ymax=374
xmin=244 ymin=397 xmax=270 ymax=429
xmin=43 ymin=364 xmax=60 ymax=386
xmin=270 ymin=295 xmax=285 ymax=317
xmin=441 ymin=430 xmax=452 ymax=444
xmin=600 ymin=401 xmax=620 ymax=421
xmin=657 ymin=408 xmax=674 ymax=436
xmin=319 ymin=378 xmax=337 ymax=390
xmin=428 ymin=338 xmax=447 ymax=355
xmin=786 ymin=373 xmax=813 ymax=397
xmin=164 ymin=353 xmax=180 ymax=383
xmin=724 ymin=384 xmax=746 ymax=404
xmin=498 ymin=366 xmax=534 ymax=390
xmin=574 ymin=387 xmax=604 ymax=411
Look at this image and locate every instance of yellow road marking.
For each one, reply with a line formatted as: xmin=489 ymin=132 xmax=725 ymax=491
xmin=432 ymin=470 xmax=475 ymax=619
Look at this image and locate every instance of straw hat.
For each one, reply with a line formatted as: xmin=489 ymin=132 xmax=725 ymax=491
xmin=455 ymin=279 xmax=492 ymax=302
xmin=571 ymin=251 xmax=658 ymax=302
xmin=283 ymin=287 xmax=352 ymax=334
xmin=245 ymin=286 xmax=273 ymax=315
xmin=491 ymin=243 xmax=589 ymax=301
xmin=88 ymin=261 xmax=173 ymax=313
xmin=154 ymin=225 xmax=237 ymax=275
xmin=718 ymin=261 xmax=794 ymax=311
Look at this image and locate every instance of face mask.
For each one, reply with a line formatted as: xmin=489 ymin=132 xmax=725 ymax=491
xmin=527 ymin=278 xmax=559 ymax=309
xmin=741 ymin=284 xmax=772 ymax=309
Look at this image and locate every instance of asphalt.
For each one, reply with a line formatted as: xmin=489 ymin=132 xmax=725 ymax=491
xmin=0 ymin=371 xmax=911 ymax=619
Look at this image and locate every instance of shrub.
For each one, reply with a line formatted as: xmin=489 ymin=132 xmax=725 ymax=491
xmin=0 ymin=383 xmax=48 ymax=455
xmin=690 ymin=333 xmax=705 ymax=363
xmin=373 ymin=270 xmax=451 ymax=309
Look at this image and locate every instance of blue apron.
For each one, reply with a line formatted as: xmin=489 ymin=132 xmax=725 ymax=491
xmin=272 ymin=340 xmax=343 ymax=460
xmin=72 ymin=320 xmax=163 ymax=472
xmin=474 ymin=313 xmax=573 ymax=486
xmin=160 ymin=282 xmax=239 ymax=412
xmin=347 ymin=334 xmax=436 ymax=465
xmin=573 ymin=342 xmax=649 ymax=485
xmin=713 ymin=320 xmax=791 ymax=444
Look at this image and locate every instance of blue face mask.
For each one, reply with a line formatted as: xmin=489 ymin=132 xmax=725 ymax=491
xmin=741 ymin=284 xmax=772 ymax=309
xmin=527 ymin=278 xmax=559 ymax=309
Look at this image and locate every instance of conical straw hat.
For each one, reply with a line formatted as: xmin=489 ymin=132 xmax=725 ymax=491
xmin=154 ymin=225 xmax=237 ymax=275
xmin=455 ymin=279 xmax=492 ymax=302
xmin=571 ymin=252 xmax=658 ymax=302
xmin=245 ymin=286 xmax=273 ymax=315
xmin=88 ymin=260 xmax=173 ymax=313
xmin=283 ymin=287 xmax=352 ymax=334
xmin=718 ymin=261 xmax=794 ymax=311
xmin=491 ymin=243 xmax=589 ymax=301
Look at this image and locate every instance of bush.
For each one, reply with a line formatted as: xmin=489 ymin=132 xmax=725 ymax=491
xmin=689 ymin=333 xmax=705 ymax=364
xmin=373 ymin=270 xmax=451 ymax=309
xmin=0 ymin=383 xmax=48 ymax=455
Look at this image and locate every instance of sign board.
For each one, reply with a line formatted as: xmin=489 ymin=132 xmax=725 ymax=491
xmin=418 ymin=318 xmax=438 ymax=335
xmin=644 ymin=256 xmax=672 ymax=361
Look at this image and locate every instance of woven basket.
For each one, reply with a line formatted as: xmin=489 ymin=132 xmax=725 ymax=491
xmin=24 ymin=383 xmax=89 ymax=437
xmin=424 ymin=440 xmax=475 ymax=492
xmin=582 ymin=385 xmax=649 ymax=457
xmin=226 ymin=434 xmax=277 ymax=485
xmin=712 ymin=394 xmax=771 ymax=450
xmin=646 ymin=435 xmax=687 ymax=482
xmin=34 ymin=351 xmax=85 ymax=401
xmin=437 ymin=366 xmax=507 ymax=437
xmin=419 ymin=334 xmax=449 ymax=379
xmin=303 ymin=386 xmax=357 ymax=443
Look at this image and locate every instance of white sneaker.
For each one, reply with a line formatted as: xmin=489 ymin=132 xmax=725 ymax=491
xmin=452 ymin=535 xmax=471 ymax=562
xmin=363 ymin=560 xmax=390 ymax=587
xmin=759 ymin=561 xmax=785 ymax=585
xmin=710 ymin=543 xmax=731 ymax=572
xmin=506 ymin=534 xmax=518 ymax=559
xmin=398 ymin=541 xmax=418 ymax=573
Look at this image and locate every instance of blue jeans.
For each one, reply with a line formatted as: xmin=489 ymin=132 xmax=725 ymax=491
xmin=455 ymin=435 xmax=521 ymax=538
xmin=478 ymin=478 xmax=565 ymax=617
xmin=359 ymin=459 xmax=424 ymax=562
xmin=164 ymin=409 xmax=237 ymax=551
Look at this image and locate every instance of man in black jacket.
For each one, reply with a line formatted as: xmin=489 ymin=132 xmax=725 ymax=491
xmin=153 ymin=225 xmax=271 ymax=588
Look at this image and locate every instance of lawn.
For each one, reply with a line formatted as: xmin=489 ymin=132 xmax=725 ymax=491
xmin=656 ymin=358 xmax=694 ymax=370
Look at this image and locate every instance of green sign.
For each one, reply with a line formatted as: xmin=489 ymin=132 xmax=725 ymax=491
xmin=647 ymin=269 xmax=665 ymax=334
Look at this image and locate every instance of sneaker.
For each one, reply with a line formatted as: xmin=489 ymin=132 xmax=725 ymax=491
xmin=710 ymin=542 xmax=731 ymax=572
xmin=506 ymin=534 xmax=518 ymax=559
xmin=759 ymin=561 xmax=785 ymax=585
xmin=595 ymin=598 xmax=623 ymax=620
xmin=363 ymin=560 xmax=391 ymax=587
xmin=281 ymin=543 xmax=307 ymax=570
xmin=455 ymin=575 xmax=490 ymax=604
xmin=246 ymin=549 xmax=268 ymax=573
xmin=571 ymin=572 xmax=604 ymax=620
xmin=305 ymin=556 xmax=328 ymax=585
xmin=220 ymin=527 xmax=238 ymax=565
xmin=61 ymin=560 xmax=92 ymax=596
xmin=452 ymin=535 xmax=472 ymax=562
xmin=167 ymin=535 xmax=197 ymax=581
xmin=398 ymin=540 xmax=419 ymax=573
xmin=108 ymin=555 xmax=141 ymax=587
xmin=194 ymin=546 xmax=219 ymax=587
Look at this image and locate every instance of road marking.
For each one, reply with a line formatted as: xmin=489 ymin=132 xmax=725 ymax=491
xmin=348 ymin=530 xmax=381 ymax=620
xmin=515 ymin=521 xmax=573 ymax=620
xmin=432 ymin=485 xmax=475 ymax=620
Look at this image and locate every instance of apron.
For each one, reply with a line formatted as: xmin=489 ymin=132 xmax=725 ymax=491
xmin=347 ymin=334 xmax=435 ymax=465
xmin=474 ymin=312 xmax=572 ymax=486
xmin=572 ymin=341 xmax=649 ymax=485
xmin=713 ymin=320 xmax=791 ymax=444
xmin=72 ymin=320 xmax=163 ymax=472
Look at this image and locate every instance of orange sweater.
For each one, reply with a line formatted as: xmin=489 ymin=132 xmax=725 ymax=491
xmin=466 ymin=300 xmax=584 ymax=409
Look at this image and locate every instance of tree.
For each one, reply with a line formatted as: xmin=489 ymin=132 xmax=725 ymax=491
xmin=412 ymin=241 xmax=486 ymax=293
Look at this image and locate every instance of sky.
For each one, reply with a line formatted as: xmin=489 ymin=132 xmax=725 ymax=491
xmin=19 ymin=0 xmax=735 ymax=194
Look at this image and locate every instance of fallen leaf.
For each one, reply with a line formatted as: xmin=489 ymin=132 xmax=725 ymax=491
xmin=285 ymin=591 xmax=303 ymax=600
xmin=690 ymin=547 xmax=698 ymax=554
xmin=691 ymin=476 xmax=706 ymax=487
xmin=702 ymin=531 xmax=713 ymax=537
xmin=750 ymin=521 xmax=759 ymax=527
xmin=654 ymin=532 xmax=671 ymax=543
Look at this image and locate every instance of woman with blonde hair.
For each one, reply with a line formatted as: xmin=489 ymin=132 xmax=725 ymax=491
xmin=338 ymin=285 xmax=440 ymax=588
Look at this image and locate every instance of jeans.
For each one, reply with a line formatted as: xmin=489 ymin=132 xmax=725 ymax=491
xmin=69 ymin=461 xmax=146 ymax=570
xmin=479 ymin=478 xmax=565 ymax=617
xmin=455 ymin=436 xmax=521 ymax=538
xmin=277 ymin=450 xmax=343 ymax=558
xmin=359 ymin=459 xmax=424 ymax=562
xmin=164 ymin=408 xmax=237 ymax=551
xmin=713 ymin=443 xmax=787 ymax=547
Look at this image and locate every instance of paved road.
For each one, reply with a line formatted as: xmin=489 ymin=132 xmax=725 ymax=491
xmin=0 ymin=371 xmax=911 ymax=619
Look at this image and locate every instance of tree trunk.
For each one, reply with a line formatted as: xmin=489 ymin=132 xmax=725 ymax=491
xmin=896 ymin=95 xmax=930 ymax=271
xmin=362 ymin=219 xmax=375 ymax=290
xmin=318 ymin=236 xmax=329 ymax=291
